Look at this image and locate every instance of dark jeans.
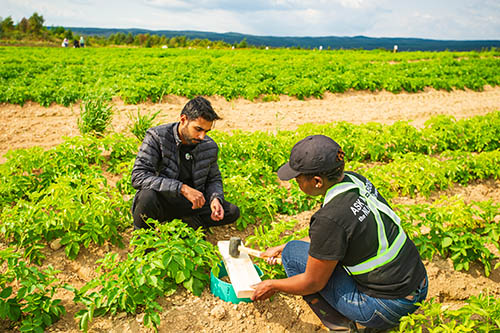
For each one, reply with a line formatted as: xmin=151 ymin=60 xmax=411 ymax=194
xmin=282 ymin=240 xmax=428 ymax=330
xmin=132 ymin=189 xmax=240 ymax=230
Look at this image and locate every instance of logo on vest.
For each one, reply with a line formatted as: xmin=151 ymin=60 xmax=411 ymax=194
xmin=350 ymin=197 xmax=370 ymax=222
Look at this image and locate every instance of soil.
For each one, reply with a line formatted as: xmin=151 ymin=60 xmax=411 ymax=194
xmin=1 ymin=88 xmax=499 ymax=332
xmin=2 ymin=86 xmax=500 ymax=163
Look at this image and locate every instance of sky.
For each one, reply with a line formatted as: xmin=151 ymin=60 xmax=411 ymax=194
xmin=2 ymin=0 xmax=500 ymax=40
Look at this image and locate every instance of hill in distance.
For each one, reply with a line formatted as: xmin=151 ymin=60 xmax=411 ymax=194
xmin=63 ymin=27 xmax=500 ymax=51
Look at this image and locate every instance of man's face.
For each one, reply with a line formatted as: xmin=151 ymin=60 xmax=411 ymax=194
xmin=178 ymin=114 xmax=213 ymax=145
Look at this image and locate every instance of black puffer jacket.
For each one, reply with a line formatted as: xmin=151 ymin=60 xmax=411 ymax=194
xmin=131 ymin=122 xmax=224 ymax=203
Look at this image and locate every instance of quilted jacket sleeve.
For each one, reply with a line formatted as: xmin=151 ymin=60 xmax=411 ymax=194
xmin=131 ymin=128 xmax=182 ymax=197
xmin=205 ymin=146 xmax=224 ymax=203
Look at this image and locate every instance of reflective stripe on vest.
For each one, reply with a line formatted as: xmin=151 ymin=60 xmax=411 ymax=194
xmin=323 ymin=173 xmax=407 ymax=275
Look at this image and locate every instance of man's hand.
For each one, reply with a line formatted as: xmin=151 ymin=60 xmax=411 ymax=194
xmin=251 ymin=280 xmax=276 ymax=301
xmin=180 ymin=184 xmax=205 ymax=209
xmin=210 ymin=198 xmax=224 ymax=221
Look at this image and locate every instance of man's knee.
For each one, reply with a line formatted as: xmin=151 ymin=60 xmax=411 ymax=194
xmin=225 ymin=202 xmax=240 ymax=223
xmin=133 ymin=189 xmax=163 ymax=229
xmin=134 ymin=189 xmax=162 ymax=208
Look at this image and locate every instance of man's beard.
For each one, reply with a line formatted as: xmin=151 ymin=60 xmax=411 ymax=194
xmin=181 ymin=126 xmax=201 ymax=146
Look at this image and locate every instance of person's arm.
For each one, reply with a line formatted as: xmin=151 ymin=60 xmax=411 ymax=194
xmin=181 ymin=184 xmax=206 ymax=209
xmin=261 ymin=237 xmax=310 ymax=264
xmin=210 ymin=196 xmax=224 ymax=221
xmin=251 ymin=255 xmax=337 ymax=301
xmin=205 ymin=150 xmax=224 ymax=203
xmin=131 ymin=129 xmax=183 ymax=197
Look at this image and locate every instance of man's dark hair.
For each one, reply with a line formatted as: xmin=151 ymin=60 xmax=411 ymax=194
xmin=181 ymin=96 xmax=221 ymax=121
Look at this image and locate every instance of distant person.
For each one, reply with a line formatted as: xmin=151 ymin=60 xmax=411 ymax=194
xmin=393 ymin=44 xmax=398 ymax=53
xmin=131 ymin=96 xmax=240 ymax=232
xmin=62 ymin=38 xmax=69 ymax=48
xmin=73 ymin=39 xmax=80 ymax=48
xmin=80 ymin=36 xmax=85 ymax=48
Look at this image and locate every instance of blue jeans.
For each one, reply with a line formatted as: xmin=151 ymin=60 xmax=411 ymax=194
xmin=282 ymin=240 xmax=428 ymax=330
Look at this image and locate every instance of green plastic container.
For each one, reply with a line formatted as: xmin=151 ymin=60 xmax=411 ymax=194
xmin=210 ymin=261 xmax=263 ymax=304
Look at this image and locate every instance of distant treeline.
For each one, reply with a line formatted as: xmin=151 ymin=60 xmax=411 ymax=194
xmin=70 ymin=27 xmax=500 ymax=51
xmin=2 ymin=12 xmax=500 ymax=51
xmin=0 ymin=13 xmax=252 ymax=49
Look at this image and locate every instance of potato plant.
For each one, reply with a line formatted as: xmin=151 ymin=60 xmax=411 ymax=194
xmin=0 ymin=48 xmax=499 ymax=105
xmin=0 ymin=248 xmax=65 ymax=332
xmin=70 ymin=219 xmax=219 ymax=331
xmin=397 ymin=295 xmax=500 ymax=332
xmin=0 ymin=111 xmax=498 ymax=331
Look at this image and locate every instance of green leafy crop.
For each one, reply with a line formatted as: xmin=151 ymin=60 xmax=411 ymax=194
xmin=0 ymin=248 xmax=65 ymax=332
xmin=71 ymin=219 xmax=219 ymax=331
xmin=397 ymin=294 xmax=500 ymax=332
xmin=0 ymin=48 xmax=499 ymax=105
xmin=77 ymin=97 xmax=113 ymax=135
xmin=396 ymin=197 xmax=500 ymax=276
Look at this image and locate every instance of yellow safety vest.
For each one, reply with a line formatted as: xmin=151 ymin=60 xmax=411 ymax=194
xmin=323 ymin=173 xmax=407 ymax=275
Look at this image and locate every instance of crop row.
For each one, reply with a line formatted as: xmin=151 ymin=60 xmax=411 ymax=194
xmin=0 ymin=47 xmax=499 ymax=105
xmin=2 ymin=111 xmax=498 ymax=211
xmin=396 ymin=197 xmax=500 ymax=277
xmin=2 ymin=141 xmax=497 ymax=262
xmin=248 ymin=196 xmax=500 ymax=280
xmin=0 ymin=112 xmax=498 ymax=330
xmin=1 ymin=113 xmax=498 ymax=258
xmin=213 ymin=111 xmax=500 ymax=170
xmin=398 ymin=294 xmax=500 ymax=332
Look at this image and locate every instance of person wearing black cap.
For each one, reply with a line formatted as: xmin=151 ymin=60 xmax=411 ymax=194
xmin=251 ymin=135 xmax=427 ymax=331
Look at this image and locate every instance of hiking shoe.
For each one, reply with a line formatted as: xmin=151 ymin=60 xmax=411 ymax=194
xmin=357 ymin=328 xmax=389 ymax=333
xmin=303 ymin=293 xmax=358 ymax=332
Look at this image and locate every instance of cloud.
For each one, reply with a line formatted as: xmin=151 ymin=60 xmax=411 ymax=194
xmin=139 ymin=0 xmax=389 ymax=36
xmin=367 ymin=1 xmax=500 ymax=40
xmin=3 ymin=0 xmax=499 ymax=39
xmin=69 ymin=0 xmax=93 ymax=4
xmin=142 ymin=0 xmax=381 ymax=13
xmin=3 ymin=0 xmax=81 ymax=22
xmin=142 ymin=0 xmax=272 ymax=11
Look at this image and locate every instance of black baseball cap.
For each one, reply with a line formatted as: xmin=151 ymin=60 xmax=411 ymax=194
xmin=277 ymin=135 xmax=344 ymax=181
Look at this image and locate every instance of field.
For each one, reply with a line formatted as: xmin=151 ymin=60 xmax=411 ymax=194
xmin=0 ymin=47 xmax=499 ymax=332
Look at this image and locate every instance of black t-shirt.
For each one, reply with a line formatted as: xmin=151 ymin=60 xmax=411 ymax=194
xmin=308 ymin=171 xmax=426 ymax=299
xmin=178 ymin=144 xmax=195 ymax=188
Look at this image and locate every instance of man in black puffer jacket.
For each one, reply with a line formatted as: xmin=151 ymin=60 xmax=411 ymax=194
xmin=131 ymin=96 xmax=240 ymax=231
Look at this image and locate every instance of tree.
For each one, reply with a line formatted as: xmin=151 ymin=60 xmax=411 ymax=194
xmin=28 ymin=12 xmax=44 ymax=35
xmin=65 ymin=29 xmax=74 ymax=40
xmin=169 ymin=36 xmax=178 ymax=48
xmin=2 ymin=16 xmax=15 ymax=32
xmin=52 ymin=26 xmax=66 ymax=36
xmin=148 ymin=34 xmax=160 ymax=47
xmin=116 ymin=32 xmax=126 ymax=45
xmin=125 ymin=32 xmax=134 ymax=44
xmin=237 ymin=38 xmax=248 ymax=48
xmin=0 ymin=16 xmax=14 ymax=38
xmin=110 ymin=32 xmax=126 ymax=45
xmin=134 ymin=33 xmax=149 ymax=46
xmin=177 ymin=35 xmax=187 ymax=47
xmin=18 ymin=17 xmax=29 ymax=33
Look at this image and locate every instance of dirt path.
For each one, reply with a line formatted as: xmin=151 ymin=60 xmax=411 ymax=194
xmin=1 ymin=87 xmax=500 ymax=162
xmin=1 ymin=88 xmax=499 ymax=332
